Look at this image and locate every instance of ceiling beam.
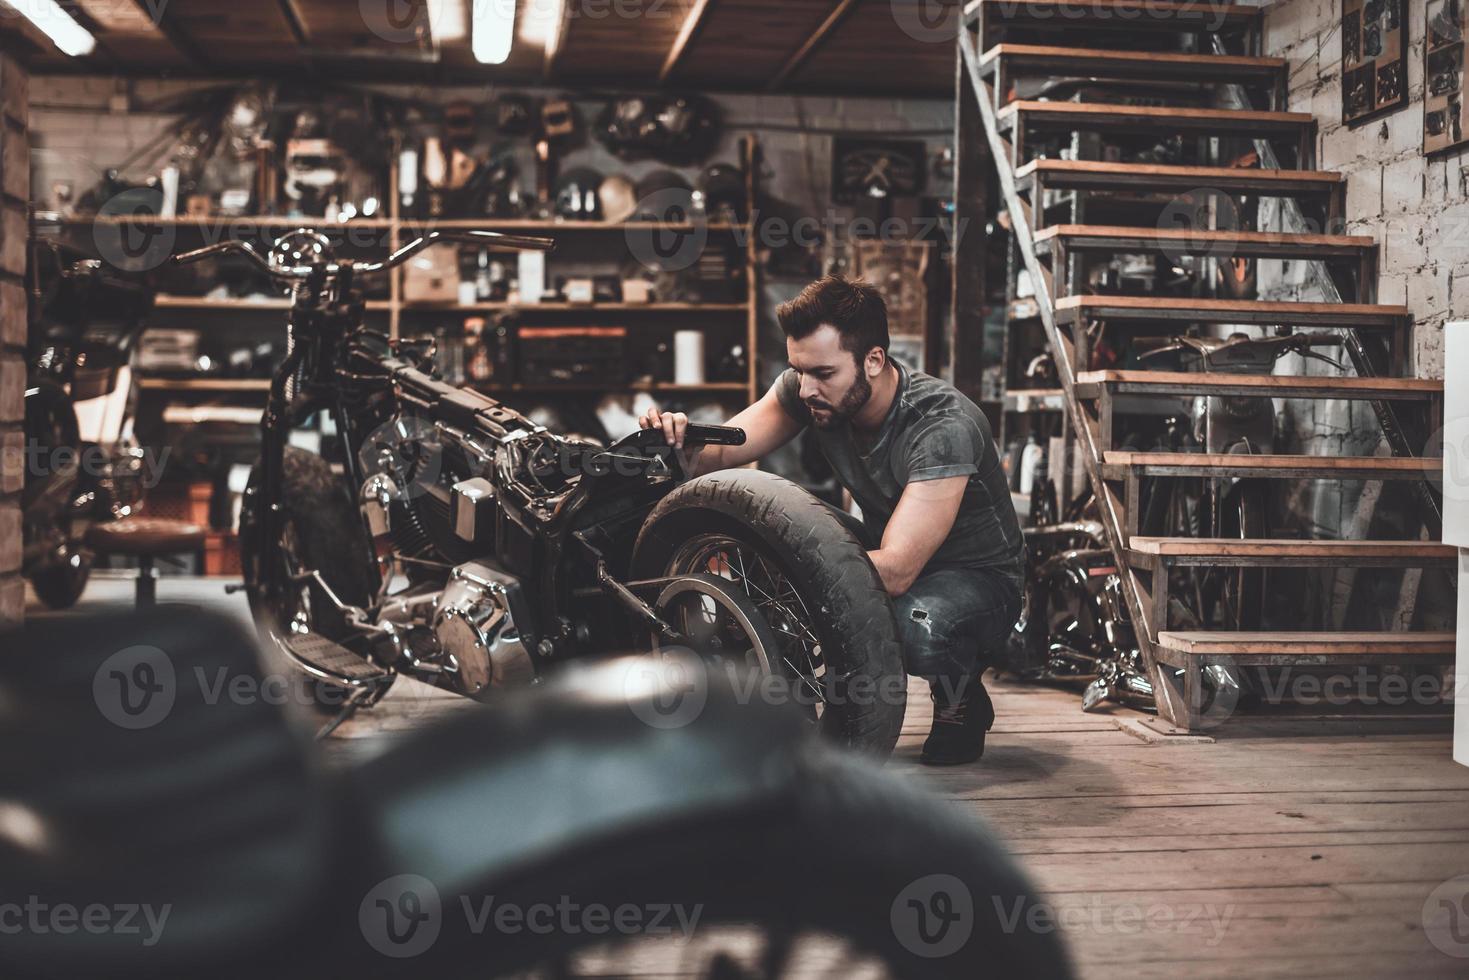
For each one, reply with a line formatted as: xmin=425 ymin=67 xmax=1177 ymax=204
xmin=659 ymin=0 xmax=713 ymax=85
xmin=276 ymin=0 xmax=311 ymax=48
xmin=767 ymin=0 xmax=859 ymax=91
xmin=542 ymin=0 xmax=570 ymax=80
xmin=131 ymin=0 xmax=209 ymax=69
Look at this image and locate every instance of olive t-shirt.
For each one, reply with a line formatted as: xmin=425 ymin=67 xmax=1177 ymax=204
xmin=775 ymin=363 xmax=1024 ymax=587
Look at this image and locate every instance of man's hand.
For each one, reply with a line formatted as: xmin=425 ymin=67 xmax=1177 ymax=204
xmin=639 ymin=405 xmax=690 ymax=449
xmin=637 ymin=384 xmax=805 ymax=478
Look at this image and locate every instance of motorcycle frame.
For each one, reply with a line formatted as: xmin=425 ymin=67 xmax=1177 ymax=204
xmin=243 ymin=259 xmax=691 ymax=677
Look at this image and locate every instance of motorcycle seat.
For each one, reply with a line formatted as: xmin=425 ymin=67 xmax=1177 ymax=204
xmin=85 ymin=516 xmax=207 ymax=556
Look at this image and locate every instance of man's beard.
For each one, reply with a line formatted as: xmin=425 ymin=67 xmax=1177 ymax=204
xmin=806 ymin=372 xmax=872 ymax=429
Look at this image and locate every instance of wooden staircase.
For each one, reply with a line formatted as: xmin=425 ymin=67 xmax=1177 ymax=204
xmin=957 ymin=0 xmax=1453 ymax=730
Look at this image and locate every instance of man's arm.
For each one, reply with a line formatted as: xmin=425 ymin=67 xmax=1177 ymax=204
xmin=867 ymin=476 xmax=968 ymax=597
xmin=639 ymin=381 xmax=804 ymax=476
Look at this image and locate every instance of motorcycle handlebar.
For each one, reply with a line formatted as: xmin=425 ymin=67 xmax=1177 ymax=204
xmin=168 ymin=229 xmax=555 ymax=281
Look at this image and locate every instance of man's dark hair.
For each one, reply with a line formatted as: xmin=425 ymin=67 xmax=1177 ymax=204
xmin=777 ymin=275 xmax=890 ymax=362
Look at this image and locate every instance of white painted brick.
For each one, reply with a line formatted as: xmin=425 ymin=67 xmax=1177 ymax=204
xmin=1427 ymin=159 xmax=1449 ymax=202
xmin=1345 ymin=163 xmax=1382 ymax=221
xmin=1377 ymin=273 xmax=1409 ymax=306
xmin=1381 ymin=158 xmax=1423 ymax=213
xmin=1320 ymin=124 xmax=1360 ymax=170
xmin=1416 ymin=324 xmax=1446 ymax=380
xmin=1412 ymin=266 xmax=1453 ymax=318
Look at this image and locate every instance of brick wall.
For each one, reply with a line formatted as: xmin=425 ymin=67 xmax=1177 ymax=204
xmin=1260 ymin=0 xmax=1460 ymax=380
xmin=0 ymin=45 xmax=25 ymax=629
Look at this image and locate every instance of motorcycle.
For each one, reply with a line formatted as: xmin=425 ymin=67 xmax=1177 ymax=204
xmin=1 ymin=605 xmax=1072 ymax=979
xmin=1004 ymin=485 xmax=1155 ymax=714
xmin=172 ymin=229 xmax=906 ymax=756
xmin=22 ymin=237 xmax=155 ymax=608
xmin=1136 ymin=331 xmax=1343 ymax=631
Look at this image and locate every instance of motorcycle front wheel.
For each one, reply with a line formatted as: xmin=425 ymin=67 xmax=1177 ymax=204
xmin=631 ymin=470 xmax=906 ymax=758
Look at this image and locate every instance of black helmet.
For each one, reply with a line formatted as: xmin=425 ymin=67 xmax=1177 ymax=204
xmin=633 ymin=170 xmax=695 ymax=222
xmin=697 ymin=163 xmax=746 ymax=223
xmin=595 ymin=94 xmax=719 ymax=165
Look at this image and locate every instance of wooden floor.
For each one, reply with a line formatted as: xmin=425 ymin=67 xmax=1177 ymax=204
xmin=330 ymin=671 xmax=1469 ymax=979
xmin=36 ymin=577 xmax=1469 ymax=978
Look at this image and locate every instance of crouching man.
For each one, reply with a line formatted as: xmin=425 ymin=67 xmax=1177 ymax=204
xmin=640 ymin=275 xmax=1024 ymax=765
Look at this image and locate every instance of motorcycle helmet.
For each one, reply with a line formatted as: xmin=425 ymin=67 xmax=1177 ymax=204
xmin=554 ymin=167 xmax=604 ymax=220
xmin=496 ymin=93 xmax=536 ymax=136
xmin=595 ymin=94 xmax=719 ymax=165
xmin=696 ymin=163 xmax=746 ymax=223
xmin=633 ymin=170 xmax=695 ymax=222
xmin=598 ymin=174 xmax=638 ymax=224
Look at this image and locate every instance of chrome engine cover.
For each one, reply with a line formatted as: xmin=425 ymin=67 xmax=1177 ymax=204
xmin=431 ymin=562 xmax=534 ymax=695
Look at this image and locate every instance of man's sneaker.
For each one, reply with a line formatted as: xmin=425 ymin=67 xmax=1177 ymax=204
xmin=921 ymin=676 xmax=994 ymax=766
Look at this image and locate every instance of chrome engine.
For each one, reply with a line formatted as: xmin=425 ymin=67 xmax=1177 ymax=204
xmin=431 ymin=562 xmax=534 ymax=695
xmin=358 ymin=469 xmax=533 ymax=698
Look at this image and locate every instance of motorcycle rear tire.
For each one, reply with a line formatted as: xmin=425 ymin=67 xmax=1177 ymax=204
xmin=631 ymin=470 xmax=906 ymax=758
xmin=241 ymin=447 xmax=377 ymax=713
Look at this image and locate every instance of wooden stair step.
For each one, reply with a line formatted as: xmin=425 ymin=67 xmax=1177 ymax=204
xmin=1036 ymin=224 xmax=1374 ymax=261
xmin=1153 ymin=631 xmax=1456 ymax=667
xmin=1055 ymin=295 xmax=1409 ymax=330
xmin=979 ymin=43 xmax=1286 ymax=89
xmin=1102 ymin=451 xmax=1439 ymax=481
xmin=1015 ymin=159 xmax=1344 ymax=199
xmin=1128 ymin=537 xmax=1456 ymax=567
xmin=970 ymin=0 xmax=1263 ymax=36
xmin=998 ymin=101 xmax=1314 ymax=140
xmin=1076 ymin=370 xmax=1440 ymax=401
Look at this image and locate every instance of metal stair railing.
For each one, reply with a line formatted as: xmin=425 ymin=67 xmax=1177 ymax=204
xmin=955 ymin=25 xmax=1195 ymax=726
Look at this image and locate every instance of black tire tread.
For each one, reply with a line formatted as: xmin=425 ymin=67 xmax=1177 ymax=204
xmin=632 ymin=470 xmax=906 ymax=757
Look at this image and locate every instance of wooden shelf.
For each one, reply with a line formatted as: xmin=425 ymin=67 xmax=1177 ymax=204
xmin=52 ymin=214 xmax=395 ymax=229
xmin=399 ymin=302 xmax=747 ymax=313
xmin=140 ymin=378 xmax=271 ymax=391
xmin=153 ymin=295 xmax=393 ymax=311
xmin=471 ymin=382 xmax=749 ymax=395
xmin=52 ymin=214 xmax=745 ymax=234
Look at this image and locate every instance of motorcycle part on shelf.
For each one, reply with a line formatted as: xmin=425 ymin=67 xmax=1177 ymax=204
xmin=697 ymin=163 xmax=747 ymax=223
xmin=634 ymin=169 xmax=696 ymax=221
xmin=540 ymin=98 xmax=579 ymax=142
xmin=595 ymin=94 xmax=720 ymax=164
xmin=598 ymin=174 xmax=638 ymax=224
xmin=517 ymin=326 xmax=628 ymax=385
xmin=443 ymin=100 xmax=477 ymax=145
xmin=496 ymin=93 xmax=536 ymax=135
xmin=554 ymin=167 xmax=604 ymax=220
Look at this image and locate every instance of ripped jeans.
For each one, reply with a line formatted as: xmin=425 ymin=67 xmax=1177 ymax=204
xmin=893 ymin=567 xmax=1022 ymax=722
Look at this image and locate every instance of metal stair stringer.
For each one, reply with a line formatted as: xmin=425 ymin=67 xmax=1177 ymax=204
xmin=956 ymin=27 xmax=1187 ymax=727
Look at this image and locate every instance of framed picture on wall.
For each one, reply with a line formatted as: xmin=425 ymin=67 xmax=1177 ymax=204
xmin=1426 ymin=0 xmax=1469 ymax=156
xmin=1341 ymin=0 xmax=1408 ymax=127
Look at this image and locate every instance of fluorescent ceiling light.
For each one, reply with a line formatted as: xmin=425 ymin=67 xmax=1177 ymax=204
xmin=7 ymin=0 xmax=95 ymax=57
xmin=473 ymin=0 xmax=515 ymax=64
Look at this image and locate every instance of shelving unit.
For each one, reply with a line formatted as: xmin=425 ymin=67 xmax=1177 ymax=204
xmin=40 ymin=135 xmax=764 ymax=410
